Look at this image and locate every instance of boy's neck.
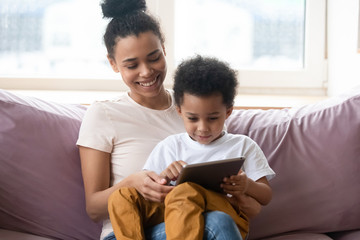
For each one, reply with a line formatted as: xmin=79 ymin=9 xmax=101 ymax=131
xmin=188 ymin=131 xmax=226 ymax=145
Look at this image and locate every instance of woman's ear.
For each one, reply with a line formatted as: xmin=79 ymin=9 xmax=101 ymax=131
xmin=162 ymin=44 xmax=166 ymax=56
xmin=176 ymin=106 xmax=182 ymax=115
xmin=107 ymin=55 xmax=119 ymax=73
xmin=226 ymin=107 xmax=233 ymax=119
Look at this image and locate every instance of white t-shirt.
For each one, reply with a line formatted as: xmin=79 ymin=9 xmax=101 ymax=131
xmin=76 ymin=91 xmax=184 ymax=240
xmin=143 ymin=132 xmax=275 ymax=182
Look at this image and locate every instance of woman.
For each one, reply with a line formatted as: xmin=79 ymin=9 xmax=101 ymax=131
xmin=77 ymin=0 xmax=261 ymax=239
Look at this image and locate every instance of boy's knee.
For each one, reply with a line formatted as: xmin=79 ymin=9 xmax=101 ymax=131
xmin=108 ymin=187 xmax=138 ymax=206
xmin=175 ymin=182 xmax=203 ymax=193
xmin=165 ymin=182 xmax=205 ymax=205
xmin=168 ymin=182 xmax=199 ymax=196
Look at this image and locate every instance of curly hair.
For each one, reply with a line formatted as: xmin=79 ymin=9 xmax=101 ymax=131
xmin=101 ymin=0 xmax=164 ymax=59
xmin=173 ymin=55 xmax=238 ymax=108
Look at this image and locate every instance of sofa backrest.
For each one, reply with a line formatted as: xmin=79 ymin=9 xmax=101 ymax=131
xmin=0 ymin=90 xmax=101 ymax=239
xmin=226 ymin=86 xmax=360 ymax=239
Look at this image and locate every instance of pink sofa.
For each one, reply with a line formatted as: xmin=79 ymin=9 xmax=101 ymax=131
xmin=0 ymin=87 xmax=359 ymax=240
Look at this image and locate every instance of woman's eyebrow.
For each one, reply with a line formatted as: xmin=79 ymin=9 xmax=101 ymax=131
xmin=147 ymin=49 xmax=160 ymax=57
xmin=122 ymin=57 xmax=137 ymax=63
xmin=122 ymin=49 xmax=160 ymax=63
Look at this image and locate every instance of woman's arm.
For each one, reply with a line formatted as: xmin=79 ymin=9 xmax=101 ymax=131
xmin=79 ymin=146 xmax=173 ymax=222
xmin=226 ymin=194 xmax=262 ymax=219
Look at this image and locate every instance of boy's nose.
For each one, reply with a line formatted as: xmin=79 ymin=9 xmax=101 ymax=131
xmin=197 ymin=121 xmax=209 ymax=132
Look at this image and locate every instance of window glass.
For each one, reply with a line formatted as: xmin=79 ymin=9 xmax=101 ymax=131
xmin=174 ymin=0 xmax=305 ymax=70
xmin=0 ymin=0 xmax=113 ymax=79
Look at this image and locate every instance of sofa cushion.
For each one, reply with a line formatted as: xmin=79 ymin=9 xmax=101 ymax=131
xmin=0 ymin=90 xmax=101 ymax=239
xmin=328 ymin=230 xmax=360 ymax=240
xmin=262 ymin=233 xmax=333 ymax=240
xmin=0 ymin=229 xmax=51 ymax=240
xmin=226 ymin=86 xmax=360 ymax=239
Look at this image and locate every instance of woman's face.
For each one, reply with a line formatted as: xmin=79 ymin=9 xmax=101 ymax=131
xmin=108 ymin=31 xmax=167 ymax=100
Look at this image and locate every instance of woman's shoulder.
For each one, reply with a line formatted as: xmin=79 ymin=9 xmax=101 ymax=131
xmin=81 ymin=94 xmax=130 ymax=123
xmin=87 ymin=93 xmax=130 ymax=109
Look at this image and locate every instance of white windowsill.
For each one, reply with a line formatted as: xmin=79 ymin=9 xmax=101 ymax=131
xmin=234 ymin=94 xmax=327 ymax=109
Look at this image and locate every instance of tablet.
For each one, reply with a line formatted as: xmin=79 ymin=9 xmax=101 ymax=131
xmin=175 ymin=157 xmax=246 ymax=193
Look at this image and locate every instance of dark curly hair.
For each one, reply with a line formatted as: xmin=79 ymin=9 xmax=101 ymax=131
xmin=101 ymin=0 xmax=164 ymax=59
xmin=173 ymin=55 xmax=238 ymax=108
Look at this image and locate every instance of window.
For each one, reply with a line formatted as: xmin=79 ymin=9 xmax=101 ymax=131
xmin=161 ymin=0 xmax=327 ymax=95
xmin=0 ymin=0 xmax=327 ymax=95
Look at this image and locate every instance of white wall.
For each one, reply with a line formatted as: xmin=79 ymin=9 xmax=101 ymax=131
xmin=327 ymin=0 xmax=360 ymax=96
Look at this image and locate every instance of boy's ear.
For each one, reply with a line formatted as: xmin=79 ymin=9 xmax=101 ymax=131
xmin=226 ymin=107 xmax=233 ymax=119
xmin=176 ymin=106 xmax=182 ymax=115
xmin=107 ymin=55 xmax=119 ymax=73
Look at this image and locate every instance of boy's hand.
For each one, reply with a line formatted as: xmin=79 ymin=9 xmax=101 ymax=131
xmin=221 ymin=170 xmax=249 ymax=197
xmin=160 ymin=160 xmax=187 ymax=183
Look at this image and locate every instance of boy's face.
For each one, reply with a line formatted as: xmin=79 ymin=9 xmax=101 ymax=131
xmin=176 ymin=93 xmax=233 ymax=145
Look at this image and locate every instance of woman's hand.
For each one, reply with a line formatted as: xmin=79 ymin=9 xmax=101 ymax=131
xmin=226 ymin=193 xmax=262 ymax=219
xmin=131 ymin=170 xmax=174 ymax=203
xmin=133 ymin=160 xmax=187 ymax=202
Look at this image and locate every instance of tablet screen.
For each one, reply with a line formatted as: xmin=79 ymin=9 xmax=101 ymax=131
xmin=175 ymin=157 xmax=245 ymax=193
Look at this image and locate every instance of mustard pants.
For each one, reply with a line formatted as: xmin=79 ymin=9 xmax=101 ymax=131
xmin=108 ymin=182 xmax=248 ymax=240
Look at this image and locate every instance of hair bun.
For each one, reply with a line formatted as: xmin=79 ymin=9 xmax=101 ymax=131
xmin=101 ymin=0 xmax=147 ymax=18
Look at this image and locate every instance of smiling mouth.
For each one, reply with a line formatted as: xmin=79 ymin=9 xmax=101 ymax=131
xmin=138 ymin=75 xmax=159 ymax=87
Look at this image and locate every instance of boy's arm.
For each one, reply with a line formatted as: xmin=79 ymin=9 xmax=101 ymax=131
xmin=244 ymin=176 xmax=272 ymax=205
xmin=222 ymin=172 xmax=272 ymax=206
